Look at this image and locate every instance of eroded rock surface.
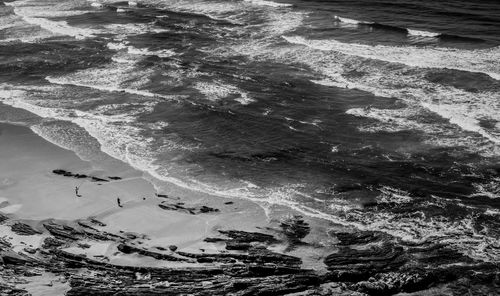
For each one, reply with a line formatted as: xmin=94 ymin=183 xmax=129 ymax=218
xmin=0 ymin=214 xmax=498 ymax=296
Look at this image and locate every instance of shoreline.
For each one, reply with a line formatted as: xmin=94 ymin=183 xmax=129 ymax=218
xmin=1 ymin=122 xmax=498 ymax=295
xmin=0 ymin=120 xmax=278 ymax=230
xmin=0 ymin=120 xmax=335 ymax=255
xmin=0 ymin=121 xmax=342 ymax=295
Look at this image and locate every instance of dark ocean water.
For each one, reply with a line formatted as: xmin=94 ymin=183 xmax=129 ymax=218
xmin=0 ymin=0 xmax=499 ymax=261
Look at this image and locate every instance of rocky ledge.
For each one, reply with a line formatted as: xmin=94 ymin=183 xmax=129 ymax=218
xmin=0 ymin=213 xmax=498 ymax=295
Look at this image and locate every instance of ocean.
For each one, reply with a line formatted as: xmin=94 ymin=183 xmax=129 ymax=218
xmin=1 ymin=0 xmax=499 ymax=262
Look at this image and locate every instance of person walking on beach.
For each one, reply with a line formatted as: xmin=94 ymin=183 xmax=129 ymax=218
xmin=117 ymin=197 xmax=122 ymax=208
xmin=75 ymin=186 xmax=82 ymax=197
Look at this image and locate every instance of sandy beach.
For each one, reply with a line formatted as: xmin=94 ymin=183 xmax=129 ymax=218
xmin=0 ymin=120 xmax=277 ymax=237
xmin=1 ymin=122 xmax=337 ymax=294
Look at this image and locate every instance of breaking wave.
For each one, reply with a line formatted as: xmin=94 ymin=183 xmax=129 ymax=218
xmin=282 ymin=35 xmax=500 ymax=80
xmin=242 ymin=0 xmax=293 ymax=8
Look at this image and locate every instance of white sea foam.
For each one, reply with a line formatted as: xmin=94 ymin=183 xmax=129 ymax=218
xmin=142 ymin=0 xmax=243 ymax=16
xmin=282 ymin=35 xmax=500 ymax=80
xmin=334 ymin=16 xmax=361 ymax=25
xmin=127 ymin=46 xmax=176 ymax=58
xmin=193 ymin=81 xmax=253 ymax=104
xmin=421 ymin=102 xmax=500 ymax=144
xmin=377 ymin=186 xmax=412 ymax=204
xmin=214 ymin=23 xmax=500 ymax=153
xmin=194 ymin=81 xmax=235 ymax=101
xmin=407 ymin=29 xmax=440 ymax=38
xmin=314 ymin=67 xmax=500 ymax=152
xmin=234 ymin=93 xmax=256 ymax=105
xmin=470 ymin=178 xmax=500 ymax=199
xmin=44 ymin=60 xmax=180 ymax=100
xmin=274 ymin=36 xmax=500 ymax=150
xmin=346 ymin=107 xmax=428 ymax=133
xmin=243 ymin=0 xmax=293 ymax=8
xmin=6 ymin=5 xmax=94 ymax=40
xmin=5 ymin=1 xmax=95 ymax=40
xmin=90 ymin=2 xmax=104 ymax=8
xmin=0 ymin=15 xmax=23 ymax=31
xmin=107 ymin=41 xmax=176 ymax=58
xmin=7 ymin=1 xmax=91 ymax=18
xmin=0 ymin=25 xmax=55 ymax=43
xmin=22 ymin=17 xmax=94 ymax=39
xmin=47 ymin=75 xmax=171 ymax=99
xmin=99 ymin=22 xmax=167 ymax=39
xmin=345 ymin=93 xmax=500 ymax=151
xmin=107 ymin=42 xmax=129 ymax=50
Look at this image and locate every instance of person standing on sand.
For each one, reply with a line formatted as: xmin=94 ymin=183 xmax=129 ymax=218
xmin=75 ymin=186 xmax=82 ymax=197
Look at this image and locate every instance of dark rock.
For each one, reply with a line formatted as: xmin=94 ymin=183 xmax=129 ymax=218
xmin=43 ymin=223 xmax=82 ymax=241
xmin=199 ymin=206 xmax=219 ymax=213
xmin=204 ymin=237 xmax=226 ymax=243
xmin=42 ymin=237 xmax=65 ymax=249
xmin=108 ymin=176 xmax=122 ymax=180
xmin=0 ymin=214 xmax=9 ymax=224
xmin=177 ymin=248 xmax=301 ymax=267
xmin=324 ymin=243 xmax=406 ymax=281
xmin=196 ymin=256 xmax=215 ymax=263
xmin=0 ymin=284 xmax=29 ymax=295
xmin=91 ymin=177 xmax=108 ymax=182
xmin=52 ymin=169 xmax=108 ymax=182
xmin=89 ymin=218 xmax=106 ymax=227
xmin=205 ymin=230 xmax=280 ymax=254
xmin=1 ymin=252 xmax=32 ymax=265
xmin=52 ymin=169 xmax=69 ymax=176
xmin=23 ymin=247 xmax=37 ymax=254
xmin=225 ymin=241 xmax=252 ymax=251
xmin=407 ymin=243 xmax=474 ymax=265
xmin=1 ymin=211 xmax=494 ymax=296
xmin=117 ymin=244 xmax=187 ymax=262
xmin=11 ymin=223 xmax=41 ymax=236
xmin=77 ymin=222 xmax=123 ymax=241
xmin=158 ymin=203 xmax=193 ymax=214
xmin=280 ymin=215 xmax=310 ymax=244
xmin=219 ymin=230 xmax=278 ymax=244
xmin=224 ymin=201 xmax=234 ymax=205
xmin=158 ymin=203 xmax=219 ymax=215
xmin=333 ymin=231 xmax=388 ymax=245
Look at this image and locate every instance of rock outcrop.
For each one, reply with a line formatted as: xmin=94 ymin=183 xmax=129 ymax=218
xmin=0 ymin=211 xmax=498 ymax=295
